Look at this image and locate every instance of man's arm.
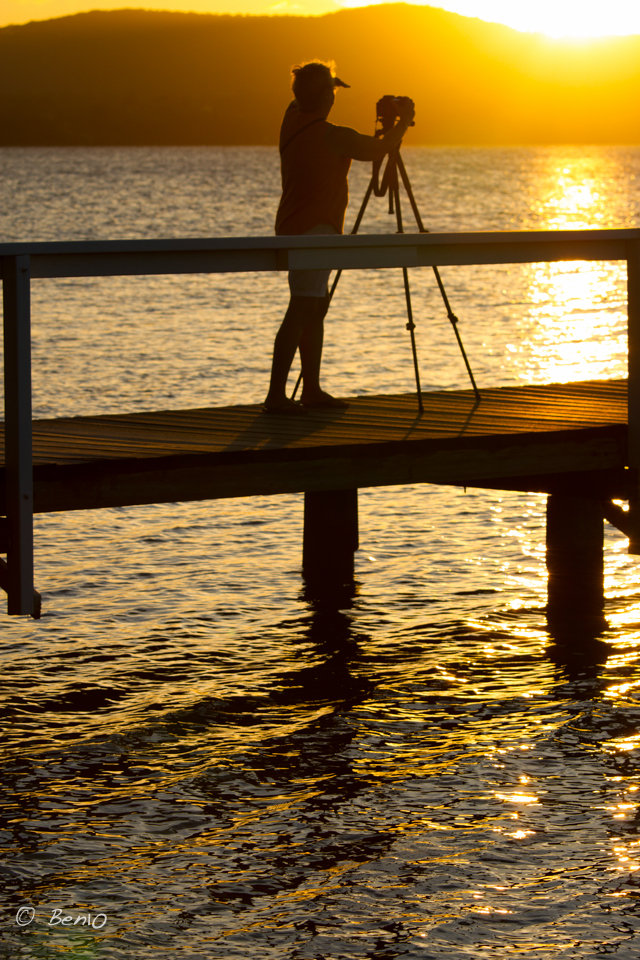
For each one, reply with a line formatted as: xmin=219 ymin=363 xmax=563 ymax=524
xmin=328 ymin=100 xmax=415 ymax=161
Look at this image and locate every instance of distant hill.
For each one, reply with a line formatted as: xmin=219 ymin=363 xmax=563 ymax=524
xmin=1 ymin=5 xmax=640 ymax=145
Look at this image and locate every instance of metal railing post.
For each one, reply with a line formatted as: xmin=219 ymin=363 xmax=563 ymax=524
xmin=627 ymin=239 xmax=640 ymax=553
xmin=2 ymin=255 xmax=35 ymax=614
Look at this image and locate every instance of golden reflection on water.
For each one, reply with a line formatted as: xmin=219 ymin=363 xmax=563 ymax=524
xmin=535 ymin=159 xmax=609 ymax=231
xmin=522 ymin=261 xmax=625 ymax=384
xmin=519 ymin=152 xmax=628 ymax=385
xmin=494 ymin=792 xmax=540 ymax=804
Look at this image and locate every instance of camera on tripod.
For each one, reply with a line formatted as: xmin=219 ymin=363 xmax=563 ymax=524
xmin=294 ymin=91 xmax=478 ymax=412
xmin=376 ymin=95 xmax=415 ymax=133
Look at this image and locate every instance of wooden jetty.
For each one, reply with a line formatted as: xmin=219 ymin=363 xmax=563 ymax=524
xmin=2 ymin=230 xmax=640 ymax=620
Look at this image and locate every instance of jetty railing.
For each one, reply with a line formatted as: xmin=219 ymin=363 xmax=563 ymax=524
xmin=2 ymin=228 xmax=640 ymax=616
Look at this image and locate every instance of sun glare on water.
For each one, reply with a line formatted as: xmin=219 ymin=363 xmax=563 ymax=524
xmin=520 ymin=152 xmax=628 ymax=386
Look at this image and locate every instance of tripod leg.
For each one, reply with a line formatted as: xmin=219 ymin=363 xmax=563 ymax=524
xmin=351 ymin=177 xmax=376 ymax=234
xmin=397 ymin=151 xmax=480 ymax=401
xmin=432 ymin=264 xmax=480 ymax=401
xmin=396 ymin=153 xmax=426 ymax=233
xmin=392 ymin=178 xmax=424 ymax=413
xmin=402 ymin=267 xmax=424 ymax=413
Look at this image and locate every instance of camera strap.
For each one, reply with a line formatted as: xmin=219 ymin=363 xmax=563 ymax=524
xmin=280 ymin=117 xmax=324 ymax=155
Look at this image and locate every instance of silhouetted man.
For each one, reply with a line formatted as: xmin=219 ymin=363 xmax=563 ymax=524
xmin=264 ymin=60 xmax=415 ymax=413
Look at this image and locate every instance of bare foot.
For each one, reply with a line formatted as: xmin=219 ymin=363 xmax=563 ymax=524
xmin=263 ymin=396 xmax=307 ymax=415
xmin=300 ymin=390 xmax=349 ymax=409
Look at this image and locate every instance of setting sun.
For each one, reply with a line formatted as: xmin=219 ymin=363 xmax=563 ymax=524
xmin=428 ymin=1 xmax=640 ymax=38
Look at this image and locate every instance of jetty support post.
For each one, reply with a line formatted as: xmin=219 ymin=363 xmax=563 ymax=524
xmin=546 ymin=494 xmax=605 ymax=633
xmin=628 ymin=238 xmax=640 ymax=553
xmin=1 ymin=254 xmax=37 ymax=616
xmin=303 ymin=489 xmax=359 ymax=590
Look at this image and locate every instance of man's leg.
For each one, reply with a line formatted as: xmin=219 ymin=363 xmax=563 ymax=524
xmin=264 ymin=295 xmax=310 ymax=411
xmin=299 ymin=295 xmax=347 ymax=407
xmin=299 ymin=294 xmax=332 ymax=404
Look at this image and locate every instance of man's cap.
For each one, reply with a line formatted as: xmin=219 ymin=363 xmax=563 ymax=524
xmin=291 ymin=61 xmax=350 ymax=97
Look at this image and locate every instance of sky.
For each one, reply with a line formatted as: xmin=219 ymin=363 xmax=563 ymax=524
xmin=3 ymin=0 xmax=640 ymax=37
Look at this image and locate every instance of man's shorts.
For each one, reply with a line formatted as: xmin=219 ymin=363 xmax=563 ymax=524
xmin=288 ymin=224 xmax=338 ymax=299
xmin=288 ymin=268 xmax=331 ymax=298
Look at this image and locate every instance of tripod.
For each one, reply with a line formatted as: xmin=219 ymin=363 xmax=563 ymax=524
xmin=292 ymin=135 xmax=480 ymax=412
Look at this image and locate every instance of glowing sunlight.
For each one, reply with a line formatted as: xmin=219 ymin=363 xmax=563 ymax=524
xmin=426 ymin=1 xmax=640 ymax=39
xmin=518 ymin=154 xmax=628 ymax=384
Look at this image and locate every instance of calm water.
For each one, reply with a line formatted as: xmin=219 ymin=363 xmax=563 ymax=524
xmin=2 ymin=146 xmax=640 ymax=958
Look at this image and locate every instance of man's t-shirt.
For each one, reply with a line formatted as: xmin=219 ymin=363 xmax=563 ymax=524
xmin=275 ymin=101 xmax=385 ymax=236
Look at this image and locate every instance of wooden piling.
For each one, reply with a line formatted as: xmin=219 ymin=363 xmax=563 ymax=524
xmin=2 ymin=255 xmax=35 ymax=616
xmin=546 ymin=494 xmax=605 ymax=631
xmin=303 ymin=489 xmax=359 ymax=588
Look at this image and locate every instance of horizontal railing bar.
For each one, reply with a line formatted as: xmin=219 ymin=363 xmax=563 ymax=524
xmin=1 ymin=229 xmax=638 ymax=279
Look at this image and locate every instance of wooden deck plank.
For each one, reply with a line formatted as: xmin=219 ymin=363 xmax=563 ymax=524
xmin=4 ymin=378 xmax=625 ymax=466
xmin=0 ymin=379 xmax=631 ymax=513
xmin=4 ymin=381 xmax=626 ymax=451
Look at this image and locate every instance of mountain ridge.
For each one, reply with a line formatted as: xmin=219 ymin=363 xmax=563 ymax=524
xmin=1 ymin=5 xmax=639 ymax=145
